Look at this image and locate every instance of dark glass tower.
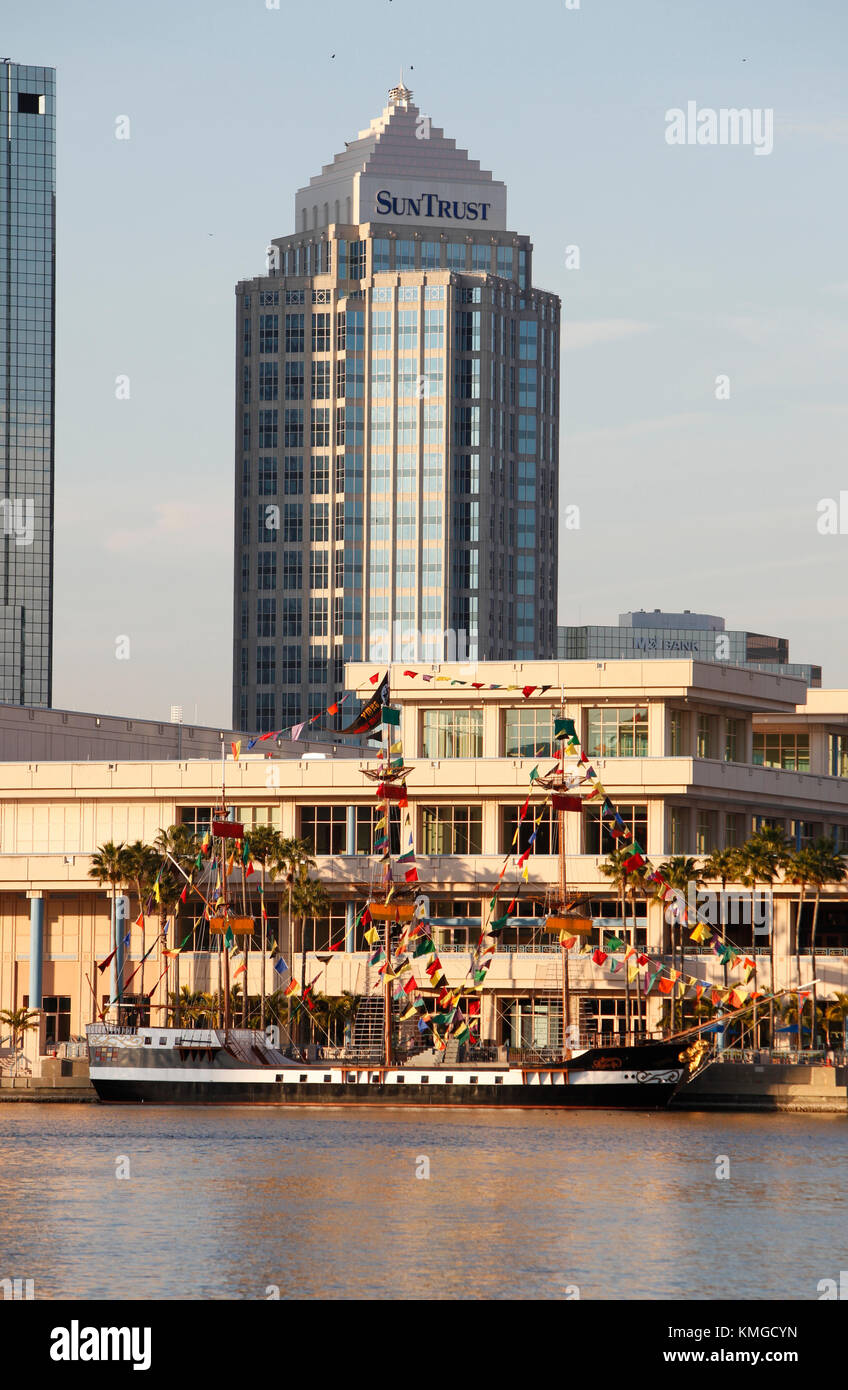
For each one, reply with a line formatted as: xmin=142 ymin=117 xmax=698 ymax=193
xmin=0 ymin=61 xmax=55 ymax=707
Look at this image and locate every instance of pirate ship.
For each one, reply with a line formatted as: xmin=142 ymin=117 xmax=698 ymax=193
xmin=86 ymin=688 xmax=710 ymax=1108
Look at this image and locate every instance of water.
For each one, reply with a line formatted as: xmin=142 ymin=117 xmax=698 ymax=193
xmin=0 ymin=1106 xmax=845 ymax=1300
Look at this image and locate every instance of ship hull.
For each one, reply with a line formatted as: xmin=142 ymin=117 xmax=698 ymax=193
xmin=90 ymin=1077 xmax=680 ymax=1109
xmin=86 ymin=1027 xmax=696 ymax=1111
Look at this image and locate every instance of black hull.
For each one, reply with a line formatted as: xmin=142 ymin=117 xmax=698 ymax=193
xmin=91 ymin=1078 xmax=680 ymax=1110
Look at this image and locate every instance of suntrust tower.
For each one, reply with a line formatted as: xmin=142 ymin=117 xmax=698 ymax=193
xmin=233 ymin=83 xmax=559 ymax=733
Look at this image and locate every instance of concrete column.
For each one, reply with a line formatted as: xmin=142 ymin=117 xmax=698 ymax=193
xmin=110 ymin=895 xmax=119 ymax=1006
xmin=648 ymin=702 xmax=666 ymax=757
xmin=27 ymin=893 xmax=44 ymax=1010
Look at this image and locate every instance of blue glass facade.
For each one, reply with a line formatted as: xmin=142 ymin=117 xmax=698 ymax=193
xmin=0 ymin=62 xmax=55 ymax=706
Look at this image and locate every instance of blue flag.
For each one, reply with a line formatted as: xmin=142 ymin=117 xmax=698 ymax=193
xmin=273 ymin=958 xmax=288 ymax=976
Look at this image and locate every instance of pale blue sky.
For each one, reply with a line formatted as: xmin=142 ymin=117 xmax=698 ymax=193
xmin=6 ymin=0 xmax=848 ymax=724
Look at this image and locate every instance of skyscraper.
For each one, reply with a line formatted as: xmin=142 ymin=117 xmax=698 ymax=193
xmin=234 ymin=83 xmax=559 ymax=733
xmin=0 ymin=60 xmax=55 ymax=707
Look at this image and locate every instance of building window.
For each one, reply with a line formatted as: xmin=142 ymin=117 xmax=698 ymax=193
xmin=256 ymin=645 xmax=276 ymax=686
xmin=259 ymin=314 xmax=278 ymax=353
xmin=724 ymin=813 xmax=745 ymax=848
xmin=311 ymin=359 xmax=331 ymax=399
xmin=828 ymin=733 xmax=848 ymax=777
xmin=725 ymin=718 xmax=745 ymax=763
xmin=502 ymin=804 xmax=557 ymax=855
xmin=669 ymin=808 xmax=689 ymax=854
xmin=309 ymin=549 xmax=329 ymax=589
xmin=697 ymin=714 xmax=716 ymax=759
xmin=309 ymin=597 xmax=328 ymax=636
xmin=311 ymin=407 xmax=330 ymax=447
xmin=310 ymin=457 xmax=330 ymax=495
xmin=752 ymin=732 xmax=810 ymax=771
xmin=454 ymin=311 xmax=480 ymax=353
xmin=281 ymin=552 xmax=302 ymax=590
xmin=281 ymin=598 xmax=301 ymax=636
xmin=258 ymin=409 xmax=278 ymax=449
xmin=259 ymin=361 xmax=278 ymax=400
xmin=421 ymin=805 xmax=483 ymax=855
xmin=669 ymin=710 xmax=687 ymax=756
xmin=258 ymin=457 xmax=278 ymax=496
xmin=283 ymin=409 xmax=303 ymax=448
xmin=285 ymin=313 xmax=305 ymax=353
xmin=504 ymin=708 xmax=554 ymax=758
xmin=519 ymin=321 xmax=538 ymax=359
xmin=283 ymin=456 xmax=303 ymax=495
xmin=312 ymin=313 xmax=331 ymax=352
xmin=256 ymin=693 xmax=276 ymax=733
xmin=281 ymin=645 xmax=301 ymax=683
xmin=300 ymin=805 xmax=349 ymax=855
xmin=696 ymin=811 xmax=715 ymax=855
xmin=284 ymin=362 xmax=304 ymax=400
xmin=586 ymin=708 xmax=648 ymax=758
xmin=42 ymin=995 xmax=71 ymax=1046
xmin=283 ymin=503 xmax=303 ymax=542
xmin=257 ymin=597 xmax=276 ymax=637
xmin=422 ymin=709 xmax=483 ymax=759
xmin=584 ymin=803 xmax=648 ymax=856
xmin=257 ymin=551 xmax=276 ymax=590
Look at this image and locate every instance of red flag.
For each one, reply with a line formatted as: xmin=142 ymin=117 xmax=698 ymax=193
xmin=403 ymin=669 xmax=418 ymax=677
xmin=592 ymin=949 xmax=607 ymax=966
xmin=521 ymin=685 xmax=537 ymax=699
xmin=369 ymin=672 xmax=380 ymax=684
xmin=180 ymin=885 xmax=188 ymax=903
xmin=405 ymin=866 xmax=419 ymax=884
xmin=326 ymin=702 xmax=338 ymax=716
xmin=97 ymin=946 xmax=118 ymax=974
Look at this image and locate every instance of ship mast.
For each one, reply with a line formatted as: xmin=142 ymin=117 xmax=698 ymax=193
xmin=219 ymin=744 xmax=231 ymax=1038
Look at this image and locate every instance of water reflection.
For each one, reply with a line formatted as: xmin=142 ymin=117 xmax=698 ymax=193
xmin=0 ymin=1107 xmax=845 ymax=1299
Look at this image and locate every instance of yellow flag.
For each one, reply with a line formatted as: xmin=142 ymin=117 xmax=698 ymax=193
xmin=690 ymin=922 xmax=711 ymax=944
xmin=364 ymin=925 xmax=380 ymax=946
xmin=521 ymin=863 xmax=530 ymax=881
xmin=390 ymin=740 xmax=403 ymax=755
xmin=231 ymin=740 xmax=242 ymax=760
xmin=628 ymin=965 xmax=639 ymax=983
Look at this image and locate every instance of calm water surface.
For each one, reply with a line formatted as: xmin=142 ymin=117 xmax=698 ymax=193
xmin=0 ymin=1106 xmax=845 ymax=1300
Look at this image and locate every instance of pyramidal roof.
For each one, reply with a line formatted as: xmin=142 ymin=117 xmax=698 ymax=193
xmin=294 ymin=84 xmax=507 ymax=233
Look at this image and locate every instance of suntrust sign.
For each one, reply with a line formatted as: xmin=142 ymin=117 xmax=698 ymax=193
xmin=375 ymin=190 xmax=492 ymax=221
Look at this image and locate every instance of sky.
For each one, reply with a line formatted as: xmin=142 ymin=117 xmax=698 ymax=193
xmin=5 ymin=0 xmax=848 ymax=725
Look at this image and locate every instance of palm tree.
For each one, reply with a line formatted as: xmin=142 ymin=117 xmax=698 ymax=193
xmin=121 ymin=841 xmax=159 ymax=1009
xmin=784 ymin=846 xmax=816 ymax=1031
xmin=0 ymin=1006 xmax=41 ymax=1076
xmin=657 ymin=856 xmax=702 ymax=1031
xmin=733 ymin=828 xmax=791 ymax=1046
xmin=153 ymin=825 xmax=200 ymax=1025
xmin=291 ymin=868 xmax=330 ymax=1046
xmin=702 ymin=848 xmax=738 ymax=974
xmin=88 ymin=840 xmax=129 ymax=1014
xmin=599 ymin=848 xmax=633 ymax=1039
xmin=799 ymin=838 xmax=847 ymax=1050
xmin=824 ymin=992 xmax=848 ymax=1052
xmin=272 ymin=837 xmax=315 ymax=1039
xmin=246 ymin=825 xmax=282 ymax=1031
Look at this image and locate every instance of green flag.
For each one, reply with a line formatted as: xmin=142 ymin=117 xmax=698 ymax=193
xmin=224 ymin=926 xmax=234 ymax=949
xmin=381 ymin=706 xmax=401 ymax=726
xmin=554 ymin=717 xmax=577 ymax=741
xmin=529 ymin=765 xmax=540 ymax=782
